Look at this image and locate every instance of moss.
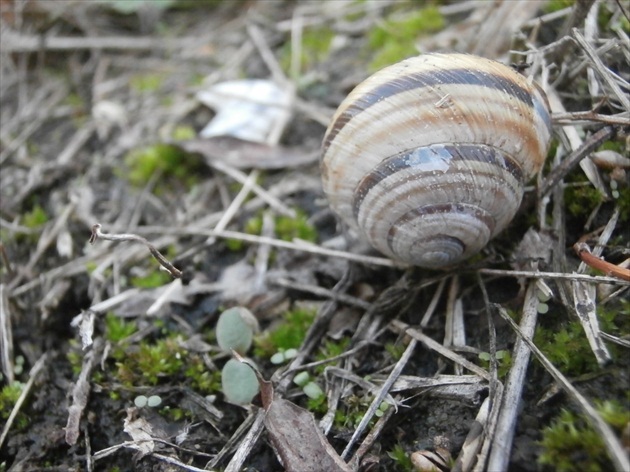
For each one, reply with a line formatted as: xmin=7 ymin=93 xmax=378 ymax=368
xmin=564 ymin=184 xmax=605 ymax=218
xmin=114 ymin=336 xmax=182 ymax=385
xmin=384 ymin=342 xmax=406 ymax=361
xmin=538 ymin=401 xmax=629 ymax=471
xmin=0 ymin=382 xmax=29 ymax=431
xmin=105 ymin=313 xmax=137 ymax=343
xmin=367 ymin=6 xmax=444 ymax=71
xmin=130 ymin=271 xmax=172 ymax=288
xmin=254 ymin=307 xmax=316 ymax=357
xmin=478 ymin=349 xmax=513 ymax=378
xmin=185 ymin=359 xmax=221 ymax=394
xmin=129 ymin=73 xmax=165 ymax=93
xmin=22 ymin=204 xmax=48 ymax=229
xmin=333 ymin=393 xmax=378 ymax=430
xmin=160 ymin=406 xmax=192 ymax=421
xmin=243 ymin=209 xmax=317 ymax=243
xmin=66 ymin=348 xmax=83 ymax=376
xmin=275 ymin=210 xmax=318 ymax=243
xmin=315 ymin=337 xmax=351 ymax=374
xmin=615 ymin=187 xmax=630 ymax=223
xmin=280 ymin=26 xmax=335 ymax=76
xmin=306 ymin=393 xmax=327 ymax=414
xmin=122 ymin=143 xmax=203 ymax=188
xmin=387 ymin=443 xmax=414 ymax=472
xmin=228 ymin=206 xmax=317 ymax=252
xmin=109 ymin=328 xmax=220 ymax=394
xmin=535 ymin=321 xmax=597 ymax=376
xmin=543 ymin=0 xmax=575 ymax=13
xmin=534 ymin=306 xmax=620 ymax=376
xmin=171 ymin=124 xmax=196 ymax=140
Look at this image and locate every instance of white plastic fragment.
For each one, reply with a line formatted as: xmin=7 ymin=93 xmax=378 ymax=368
xmin=196 ymin=79 xmax=292 ymax=143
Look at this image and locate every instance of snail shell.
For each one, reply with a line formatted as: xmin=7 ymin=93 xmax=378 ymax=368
xmin=321 ymin=53 xmax=552 ymax=268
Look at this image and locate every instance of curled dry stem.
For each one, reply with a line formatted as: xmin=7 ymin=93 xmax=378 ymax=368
xmin=89 ymin=224 xmax=182 ymax=279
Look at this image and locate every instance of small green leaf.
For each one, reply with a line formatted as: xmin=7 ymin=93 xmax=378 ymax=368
xmin=270 ymin=352 xmax=285 ymax=364
xmin=303 ymin=381 xmax=324 ymax=400
xmin=147 ymin=395 xmax=162 ymax=407
xmin=134 ymin=395 xmax=148 ymax=408
xmin=293 ymin=371 xmax=310 ymax=387
xmin=216 ymin=307 xmax=256 ymax=354
xmin=221 ymin=359 xmax=259 ymax=405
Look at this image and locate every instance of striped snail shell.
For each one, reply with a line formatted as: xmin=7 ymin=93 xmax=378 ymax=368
xmin=321 ymin=53 xmax=552 ymax=268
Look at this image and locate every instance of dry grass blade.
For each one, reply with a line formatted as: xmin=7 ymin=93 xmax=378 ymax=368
xmin=116 ymin=225 xmax=400 ymax=268
xmin=478 ymin=268 xmax=629 ymax=285
xmin=487 ymin=283 xmax=540 ymax=471
xmin=540 ymin=126 xmax=616 ymax=196
xmin=497 ymin=308 xmax=630 ymax=472
xmin=0 ymin=284 xmax=14 ymax=384
xmin=341 ymin=339 xmax=417 ymax=459
xmin=208 ymin=410 xmax=262 ymax=471
xmin=572 ymin=28 xmax=630 ymax=111
xmin=452 ymin=396 xmax=491 ymax=472
xmin=66 ymin=339 xmax=103 ymax=445
xmin=390 ymin=320 xmax=491 ymax=381
xmin=0 ymin=353 xmax=48 ymax=449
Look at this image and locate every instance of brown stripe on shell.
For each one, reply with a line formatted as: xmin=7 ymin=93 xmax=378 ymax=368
xmin=352 ymin=144 xmax=523 ymax=219
xmin=322 ymin=63 xmax=541 ymax=155
xmin=324 ymin=85 xmax=548 ymax=181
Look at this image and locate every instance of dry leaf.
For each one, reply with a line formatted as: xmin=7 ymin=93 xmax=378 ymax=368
xmin=237 ymin=355 xmax=352 ymax=472
xmin=123 ymin=408 xmax=155 ymax=458
xmin=264 ymin=398 xmax=352 ymax=472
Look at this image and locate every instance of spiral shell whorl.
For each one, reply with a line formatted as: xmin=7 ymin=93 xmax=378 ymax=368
xmin=321 ymin=53 xmax=552 ymax=268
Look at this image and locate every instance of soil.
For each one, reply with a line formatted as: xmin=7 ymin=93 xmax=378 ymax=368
xmin=1 ymin=1 xmax=629 ymax=472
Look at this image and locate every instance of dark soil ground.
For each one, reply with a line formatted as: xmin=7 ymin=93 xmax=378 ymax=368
xmin=1 ymin=1 xmax=629 ymax=472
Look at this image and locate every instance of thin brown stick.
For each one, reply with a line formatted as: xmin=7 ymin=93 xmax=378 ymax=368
xmin=574 ymin=242 xmax=630 ymax=281
xmin=89 ymin=224 xmax=182 ymax=279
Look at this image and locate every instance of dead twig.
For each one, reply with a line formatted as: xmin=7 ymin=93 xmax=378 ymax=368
xmin=390 ymin=320 xmax=491 ymax=382
xmin=540 ymin=126 xmax=616 ymax=196
xmin=89 ymin=224 xmax=182 ymax=279
xmin=340 ymin=339 xmax=417 ymax=460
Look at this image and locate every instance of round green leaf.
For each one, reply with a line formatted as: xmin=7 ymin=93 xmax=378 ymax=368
xmin=221 ymin=359 xmax=259 ymax=405
xmin=134 ymin=395 xmax=148 ymax=408
xmin=147 ymin=395 xmax=162 ymax=407
xmin=216 ymin=307 xmax=256 ymax=354
xmin=303 ymin=381 xmax=324 ymax=400
xmin=293 ymin=371 xmax=310 ymax=387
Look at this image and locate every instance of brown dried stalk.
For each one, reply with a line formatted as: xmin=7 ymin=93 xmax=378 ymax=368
xmin=574 ymin=242 xmax=630 ymax=281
